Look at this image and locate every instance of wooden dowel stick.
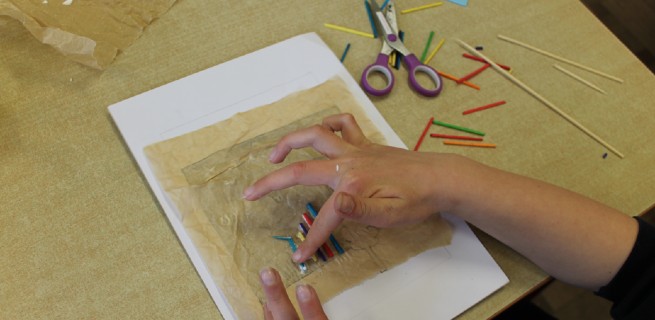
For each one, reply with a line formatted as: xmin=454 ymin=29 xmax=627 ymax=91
xmin=553 ymin=64 xmax=607 ymax=94
xmin=455 ymin=39 xmax=624 ymax=158
xmin=497 ymin=35 xmax=624 ymax=83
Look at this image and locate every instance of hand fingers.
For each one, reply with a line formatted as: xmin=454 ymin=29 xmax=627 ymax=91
xmin=269 ymin=125 xmax=354 ymax=163
xmin=322 ymin=113 xmax=368 ymax=146
xmin=296 ymin=285 xmax=328 ymax=320
xmin=243 ymin=159 xmax=338 ymax=200
xmin=294 ymin=193 xmax=343 ymax=262
xmin=335 ymin=192 xmax=405 ymax=227
xmin=259 ymin=268 xmax=299 ymax=320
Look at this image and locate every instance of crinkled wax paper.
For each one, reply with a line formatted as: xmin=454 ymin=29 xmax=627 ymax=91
xmin=144 ymin=79 xmax=453 ymax=319
xmin=0 ymin=0 xmax=176 ymax=69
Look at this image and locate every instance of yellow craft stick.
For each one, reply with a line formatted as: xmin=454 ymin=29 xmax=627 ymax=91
xmin=296 ymin=232 xmax=318 ymax=262
xmin=443 ymin=140 xmax=497 ymax=148
xmin=424 ymin=38 xmax=445 ymax=64
xmin=553 ymin=64 xmax=607 ymax=94
xmin=401 ymin=2 xmax=443 ymax=14
xmin=324 ymin=23 xmax=374 ymax=39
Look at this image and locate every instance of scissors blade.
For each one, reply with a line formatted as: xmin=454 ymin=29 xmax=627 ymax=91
xmin=368 ymin=0 xmax=394 ymax=39
xmin=385 ymin=2 xmax=399 ymax=34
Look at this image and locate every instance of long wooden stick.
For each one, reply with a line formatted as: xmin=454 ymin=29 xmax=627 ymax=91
xmin=497 ymin=35 xmax=624 ymax=83
xmin=455 ymin=39 xmax=624 ymax=158
xmin=553 ymin=64 xmax=607 ymax=94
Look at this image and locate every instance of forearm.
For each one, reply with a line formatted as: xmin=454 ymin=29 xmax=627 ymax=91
xmin=437 ymin=154 xmax=638 ymax=290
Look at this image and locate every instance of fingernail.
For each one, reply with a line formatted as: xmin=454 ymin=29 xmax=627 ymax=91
xmin=242 ymin=186 xmax=254 ymax=199
xmin=292 ymin=250 xmax=302 ymax=262
xmin=336 ymin=192 xmax=354 ymax=214
xmin=259 ymin=268 xmax=276 ymax=286
xmin=268 ymin=148 xmax=278 ymax=162
xmin=296 ymin=284 xmax=312 ymax=302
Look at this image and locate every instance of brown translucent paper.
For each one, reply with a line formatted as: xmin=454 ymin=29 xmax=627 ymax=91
xmin=144 ymin=79 xmax=453 ymax=319
xmin=0 ymin=0 xmax=176 ymax=69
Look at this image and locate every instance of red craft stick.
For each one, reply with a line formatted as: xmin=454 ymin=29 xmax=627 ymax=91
xmin=462 ymin=100 xmax=507 ymax=115
xmin=413 ymin=116 xmax=434 ymax=151
xmin=301 ymin=212 xmax=335 ymax=258
xmin=457 ymin=63 xmax=490 ymax=84
xmin=462 ymin=53 xmax=511 ymax=71
xmin=429 ymin=133 xmax=484 ymax=141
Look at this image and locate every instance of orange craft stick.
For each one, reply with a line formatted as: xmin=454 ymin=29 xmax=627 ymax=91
xmin=443 ymin=140 xmax=496 ymax=148
xmin=437 ymin=71 xmax=480 ymax=90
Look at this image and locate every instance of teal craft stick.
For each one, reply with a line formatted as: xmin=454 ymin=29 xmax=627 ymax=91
xmin=273 ymin=236 xmax=307 ymax=272
xmin=340 ymin=43 xmax=351 ymax=63
xmin=381 ymin=0 xmax=390 ymax=10
xmin=432 ymin=119 xmax=486 ymax=136
xmin=364 ymin=1 xmax=378 ymax=38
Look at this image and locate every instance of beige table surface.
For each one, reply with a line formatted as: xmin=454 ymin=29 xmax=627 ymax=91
xmin=2 ymin=0 xmax=654 ymax=319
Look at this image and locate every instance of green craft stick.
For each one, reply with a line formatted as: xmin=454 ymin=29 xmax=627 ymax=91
xmin=432 ymin=119 xmax=486 ymax=136
xmin=420 ymin=31 xmax=435 ymax=63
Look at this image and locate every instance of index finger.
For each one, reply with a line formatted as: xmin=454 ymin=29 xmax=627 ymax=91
xmin=294 ymin=193 xmax=343 ymax=263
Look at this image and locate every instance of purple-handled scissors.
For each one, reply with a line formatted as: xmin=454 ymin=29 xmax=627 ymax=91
xmin=361 ymin=0 xmax=443 ymax=97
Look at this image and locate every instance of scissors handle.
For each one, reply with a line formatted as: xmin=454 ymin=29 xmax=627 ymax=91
xmin=361 ymin=53 xmax=395 ymax=96
xmin=403 ymin=54 xmax=443 ymax=97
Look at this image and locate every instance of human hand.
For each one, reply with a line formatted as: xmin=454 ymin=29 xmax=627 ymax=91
xmin=259 ymin=267 xmax=327 ymax=320
xmin=243 ymin=113 xmax=452 ymax=262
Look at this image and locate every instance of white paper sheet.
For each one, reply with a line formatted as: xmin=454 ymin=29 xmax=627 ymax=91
xmin=108 ymin=32 xmax=508 ymax=320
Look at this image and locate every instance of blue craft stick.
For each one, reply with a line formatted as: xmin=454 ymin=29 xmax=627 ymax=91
xmin=381 ymin=0 xmax=390 ymax=10
xmin=306 ymin=203 xmax=345 ymax=255
xmin=364 ymin=1 xmax=378 ymax=38
xmin=298 ymin=223 xmax=310 ymax=235
xmin=306 ymin=203 xmax=319 ymax=218
xmin=340 ymin=43 xmax=351 ymax=63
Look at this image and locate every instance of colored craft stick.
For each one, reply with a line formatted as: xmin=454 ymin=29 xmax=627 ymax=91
xmin=462 ymin=53 xmax=511 ymax=70
xmin=306 ymin=203 xmax=344 ymax=255
xmin=497 ymin=34 xmax=624 ymax=83
xmin=437 ymin=71 xmax=480 ymax=90
xmin=413 ymin=116 xmax=434 ymax=151
xmin=299 ymin=223 xmax=327 ymax=261
xmin=443 ymin=140 xmax=497 ymax=148
xmin=553 ymin=64 xmax=606 ymax=94
xmin=296 ymin=232 xmax=318 ymax=262
xmin=432 ymin=119 xmax=485 ymax=136
xmin=458 ymin=63 xmax=491 ymax=84
xmin=340 ymin=43 xmax=351 ymax=63
xmin=400 ymin=2 xmax=443 ymax=14
xmin=430 ymin=133 xmax=483 ymax=141
xmin=456 ymin=38 xmax=624 ymax=158
xmin=324 ymin=23 xmax=374 ymax=38
xmin=448 ymin=0 xmax=468 ymax=6
xmin=395 ymin=30 xmax=405 ymax=70
xmin=420 ymin=31 xmax=435 ymax=63
xmin=364 ymin=1 xmax=378 ymax=38
xmin=462 ymin=100 xmax=507 ymax=115
xmin=381 ymin=0 xmax=390 ymax=9
xmin=425 ymin=38 xmax=445 ymax=64
xmin=306 ymin=203 xmax=319 ymax=218
xmin=301 ymin=210 xmax=335 ymax=258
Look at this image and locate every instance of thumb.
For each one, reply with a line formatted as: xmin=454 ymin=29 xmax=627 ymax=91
xmin=334 ymin=192 xmax=400 ymax=227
